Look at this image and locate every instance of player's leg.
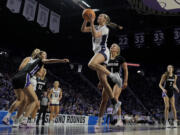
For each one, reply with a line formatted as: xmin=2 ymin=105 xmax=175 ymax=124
xmin=30 ymin=100 xmax=40 ymax=126
xmin=54 ymin=105 xmax=60 ymax=122
xmin=20 ymin=84 xmax=39 ymax=127
xmin=96 ymin=88 xmax=109 ymax=127
xmin=163 ymin=96 xmax=170 ymax=128
xmin=49 ymin=105 xmax=55 ymax=124
xmin=2 ymin=89 xmax=23 ymax=125
xmin=113 ymin=84 xmax=123 ymax=126
xmin=170 ymin=96 xmax=178 ymax=127
xmin=97 ymin=69 xmax=121 ymax=115
xmin=88 ymin=53 xmax=122 ymax=88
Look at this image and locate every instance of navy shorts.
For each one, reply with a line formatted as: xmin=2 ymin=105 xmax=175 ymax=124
xmin=12 ymin=72 xmax=31 ymax=89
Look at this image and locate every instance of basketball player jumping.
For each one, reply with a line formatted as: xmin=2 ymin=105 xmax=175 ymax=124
xmin=81 ymin=12 xmax=122 ymax=115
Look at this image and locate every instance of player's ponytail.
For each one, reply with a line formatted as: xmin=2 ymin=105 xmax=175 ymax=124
xmin=103 ymin=14 xmax=123 ymax=30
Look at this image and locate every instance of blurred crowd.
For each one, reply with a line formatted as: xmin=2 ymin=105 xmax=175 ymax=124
xmin=1 ymin=54 xmax=180 ymax=124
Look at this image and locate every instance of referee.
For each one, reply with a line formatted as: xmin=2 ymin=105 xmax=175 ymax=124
xmin=36 ymin=91 xmax=49 ymax=125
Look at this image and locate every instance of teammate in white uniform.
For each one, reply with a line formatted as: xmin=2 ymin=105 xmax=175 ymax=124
xmin=48 ymin=81 xmax=62 ymax=125
xmin=81 ymin=13 xmax=122 ymax=124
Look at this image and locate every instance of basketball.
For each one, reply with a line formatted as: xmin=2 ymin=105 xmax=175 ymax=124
xmin=82 ymin=9 xmax=96 ymax=21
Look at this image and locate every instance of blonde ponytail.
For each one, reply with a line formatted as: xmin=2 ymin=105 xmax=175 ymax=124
xmin=103 ymin=14 xmax=123 ymax=30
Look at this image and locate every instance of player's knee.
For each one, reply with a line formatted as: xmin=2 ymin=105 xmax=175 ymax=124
xmin=21 ymin=99 xmax=26 ymax=106
xmin=165 ymin=104 xmax=169 ymax=110
xmin=171 ymin=104 xmax=176 ymax=110
xmin=16 ymin=94 xmax=23 ymax=102
xmin=29 ymin=96 xmax=37 ymax=103
xmin=88 ymin=62 xmax=97 ymax=69
xmin=55 ymin=111 xmax=59 ymax=115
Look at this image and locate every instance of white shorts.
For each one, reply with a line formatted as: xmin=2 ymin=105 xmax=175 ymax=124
xmin=94 ymin=46 xmax=110 ymax=65
xmin=30 ymin=76 xmax=37 ymax=91
xmin=51 ymin=99 xmax=59 ymax=105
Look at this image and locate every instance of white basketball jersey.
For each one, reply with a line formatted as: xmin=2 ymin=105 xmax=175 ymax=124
xmin=92 ymin=25 xmax=109 ymax=53
xmin=51 ymin=88 xmax=61 ymax=104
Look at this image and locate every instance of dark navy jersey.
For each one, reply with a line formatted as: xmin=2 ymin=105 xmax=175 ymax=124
xmin=107 ymin=56 xmax=126 ymax=74
xmin=164 ymin=75 xmax=175 ymax=89
xmin=20 ymin=58 xmax=43 ymax=77
xmin=36 ymin=77 xmax=48 ymax=92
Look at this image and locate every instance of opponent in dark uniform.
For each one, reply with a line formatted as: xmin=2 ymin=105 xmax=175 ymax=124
xmin=36 ymin=77 xmax=48 ymax=100
xmin=159 ymin=65 xmax=179 ymax=128
xmin=2 ymin=49 xmax=41 ymax=126
xmin=30 ymin=67 xmax=48 ymax=126
xmin=96 ymin=43 xmax=128 ymax=128
xmin=8 ymin=51 xmax=69 ymax=127
xmin=107 ymin=55 xmax=126 ymax=88
xmin=163 ymin=75 xmax=176 ymax=98
xmin=12 ymin=58 xmax=43 ymax=89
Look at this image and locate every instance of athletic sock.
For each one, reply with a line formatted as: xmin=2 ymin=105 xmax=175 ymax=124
xmin=6 ymin=112 xmax=11 ymax=118
xmin=98 ymin=117 xmax=102 ymax=121
xmin=118 ymin=115 xmax=122 ymax=120
xmin=111 ymin=98 xmax=117 ymax=105
xmin=23 ymin=117 xmax=28 ymax=121
xmin=31 ymin=118 xmax=35 ymax=123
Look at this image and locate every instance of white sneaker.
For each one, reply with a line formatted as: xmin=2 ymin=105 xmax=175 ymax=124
xmin=12 ymin=119 xmax=19 ymax=128
xmin=28 ymin=122 xmax=36 ymax=128
xmin=50 ymin=120 xmax=54 ymax=126
xmin=2 ymin=116 xmax=10 ymax=125
xmin=95 ymin=118 xmax=103 ymax=129
xmin=111 ymin=73 xmax=122 ymax=88
xmin=112 ymin=101 xmax=122 ymax=115
xmin=165 ymin=121 xmax=171 ymax=128
xmin=173 ymin=120 xmax=178 ymax=128
xmin=18 ymin=115 xmax=24 ymax=123
xmin=30 ymin=119 xmax=36 ymax=128
xmin=115 ymin=119 xmax=123 ymax=127
xmin=11 ymin=115 xmax=16 ymax=122
xmin=19 ymin=117 xmax=28 ymax=128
